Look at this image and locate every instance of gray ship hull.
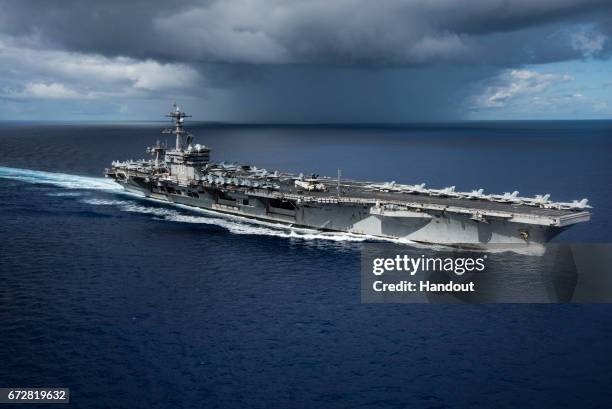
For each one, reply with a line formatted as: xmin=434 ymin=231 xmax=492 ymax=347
xmin=118 ymin=177 xmax=563 ymax=248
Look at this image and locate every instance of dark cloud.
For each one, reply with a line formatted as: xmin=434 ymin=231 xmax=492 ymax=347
xmin=432 ymin=0 xmax=611 ymax=35
xmin=1 ymin=0 xmax=611 ymax=65
xmin=0 ymin=0 xmax=200 ymax=60
xmin=206 ymin=65 xmax=497 ymax=122
xmin=0 ymin=0 xmax=610 ymax=121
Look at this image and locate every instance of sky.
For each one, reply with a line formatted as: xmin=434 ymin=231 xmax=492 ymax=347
xmin=0 ymin=0 xmax=611 ymax=122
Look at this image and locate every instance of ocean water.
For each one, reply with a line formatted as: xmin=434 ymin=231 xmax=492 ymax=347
xmin=1 ymin=121 xmax=612 ymax=408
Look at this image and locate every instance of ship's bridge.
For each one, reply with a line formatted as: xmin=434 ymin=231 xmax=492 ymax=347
xmin=165 ymin=144 xmax=210 ymax=180
xmin=161 ymin=104 xmax=211 ymax=181
xmin=165 ymin=144 xmax=211 ymax=164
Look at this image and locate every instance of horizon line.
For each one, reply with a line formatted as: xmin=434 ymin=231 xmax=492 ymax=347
xmin=0 ymin=118 xmax=611 ymax=126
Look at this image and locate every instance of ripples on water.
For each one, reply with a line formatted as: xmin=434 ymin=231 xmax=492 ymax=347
xmin=1 ymin=123 xmax=612 ymax=409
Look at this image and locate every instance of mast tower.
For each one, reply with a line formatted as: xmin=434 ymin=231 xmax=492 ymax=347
xmin=164 ymin=103 xmax=193 ymax=151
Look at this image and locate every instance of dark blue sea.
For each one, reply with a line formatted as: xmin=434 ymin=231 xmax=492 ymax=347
xmin=1 ymin=121 xmax=612 ymax=408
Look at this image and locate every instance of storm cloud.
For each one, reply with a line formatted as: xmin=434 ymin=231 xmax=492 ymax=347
xmin=0 ymin=0 xmax=611 ymax=120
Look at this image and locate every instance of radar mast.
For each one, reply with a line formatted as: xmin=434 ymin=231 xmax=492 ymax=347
xmin=163 ymin=103 xmax=193 ymax=151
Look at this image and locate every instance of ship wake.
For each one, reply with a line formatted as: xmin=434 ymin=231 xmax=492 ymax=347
xmin=0 ymin=166 xmax=122 ymax=191
xmin=0 ymin=166 xmax=393 ymax=245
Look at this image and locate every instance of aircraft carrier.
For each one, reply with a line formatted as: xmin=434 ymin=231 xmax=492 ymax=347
xmin=105 ymin=105 xmax=591 ymax=248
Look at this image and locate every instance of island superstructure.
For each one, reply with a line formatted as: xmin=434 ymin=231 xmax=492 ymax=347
xmin=105 ymin=105 xmax=591 ymax=248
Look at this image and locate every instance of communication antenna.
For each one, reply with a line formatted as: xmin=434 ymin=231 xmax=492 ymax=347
xmin=163 ymin=103 xmax=192 ymax=151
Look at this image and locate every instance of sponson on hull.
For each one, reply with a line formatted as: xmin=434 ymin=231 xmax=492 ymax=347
xmin=105 ymin=105 xmax=591 ymax=249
